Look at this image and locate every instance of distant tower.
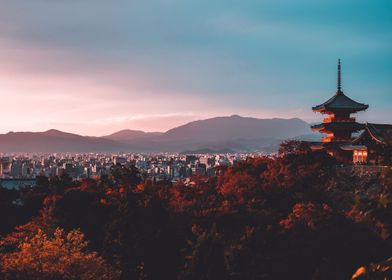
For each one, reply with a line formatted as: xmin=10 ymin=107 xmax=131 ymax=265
xmin=311 ymin=60 xmax=368 ymax=156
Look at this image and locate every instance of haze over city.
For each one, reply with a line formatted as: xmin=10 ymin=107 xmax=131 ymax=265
xmin=0 ymin=0 xmax=391 ymax=135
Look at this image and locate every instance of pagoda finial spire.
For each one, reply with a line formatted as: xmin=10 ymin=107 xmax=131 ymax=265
xmin=337 ymin=58 xmax=342 ymax=94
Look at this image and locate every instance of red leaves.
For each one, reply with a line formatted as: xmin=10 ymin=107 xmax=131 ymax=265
xmin=280 ymin=202 xmax=333 ymax=231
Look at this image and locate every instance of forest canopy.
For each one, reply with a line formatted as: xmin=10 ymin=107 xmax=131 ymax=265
xmin=0 ymin=145 xmax=391 ymax=279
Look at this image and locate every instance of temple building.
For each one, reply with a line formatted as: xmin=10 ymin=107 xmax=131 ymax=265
xmin=352 ymin=123 xmax=392 ymax=165
xmin=311 ymin=60 xmax=392 ymax=164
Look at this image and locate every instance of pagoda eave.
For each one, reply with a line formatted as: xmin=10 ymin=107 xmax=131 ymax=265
xmin=312 ymin=106 xmax=369 ymax=115
xmin=311 ymin=122 xmax=366 ymax=132
xmin=311 ymin=125 xmax=325 ymax=132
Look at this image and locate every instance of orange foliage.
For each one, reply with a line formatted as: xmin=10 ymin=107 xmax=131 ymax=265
xmin=0 ymin=228 xmax=119 ymax=280
xmin=280 ymin=202 xmax=333 ymax=231
xmin=220 ymin=171 xmax=258 ymax=205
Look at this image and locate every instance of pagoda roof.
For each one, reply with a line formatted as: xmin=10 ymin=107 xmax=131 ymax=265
xmin=353 ymin=123 xmax=392 ymax=146
xmin=312 ymin=91 xmax=369 ymax=113
xmin=340 ymin=145 xmax=367 ymax=151
xmin=313 ymin=60 xmax=369 ymax=113
xmin=311 ymin=121 xmax=365 ymax=132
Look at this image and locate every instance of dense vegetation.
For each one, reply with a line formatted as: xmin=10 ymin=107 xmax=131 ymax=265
xmin=0 ymin=142 xmax=391 ymax=279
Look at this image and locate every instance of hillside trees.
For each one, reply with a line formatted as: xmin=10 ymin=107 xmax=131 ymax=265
xmin=0 ymin=228 xmax=120 ymax=280
xmin=0 ymin=150 xmax=391 ymax=279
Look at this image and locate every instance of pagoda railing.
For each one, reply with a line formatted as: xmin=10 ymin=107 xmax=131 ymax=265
xmin=322 ymin=136 xmax=351 ymax=143
xmin=323 ymin=116 xmax=356 ymax=123
xmin=337 ymin=165 xmax=389 ymax=175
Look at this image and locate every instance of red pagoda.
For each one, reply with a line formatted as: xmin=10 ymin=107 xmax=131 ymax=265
xmin=311 ymin=60 xmax=369 ymax=160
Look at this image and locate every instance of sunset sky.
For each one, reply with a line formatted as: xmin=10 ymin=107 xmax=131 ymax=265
xmin=0 ymin=0 xmax=391 ymax=135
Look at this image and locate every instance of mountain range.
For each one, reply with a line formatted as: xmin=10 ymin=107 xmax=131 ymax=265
xmin=0 ymin=115 xmax=318 ymax=153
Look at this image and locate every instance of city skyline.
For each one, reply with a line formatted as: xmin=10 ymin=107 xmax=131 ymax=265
xmin=1 ymin=0 xmax=391 ymax=136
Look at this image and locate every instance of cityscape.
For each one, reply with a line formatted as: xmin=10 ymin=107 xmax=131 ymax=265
xmin=0 ymin=152 xmax=265 ymax=187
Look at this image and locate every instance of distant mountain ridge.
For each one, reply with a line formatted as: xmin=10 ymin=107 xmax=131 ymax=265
xmin=103 ymin=129 xmax=163 ymax=142
xmin=162 ymin=115 xmax=309 ymax=141
xmin=0 ymin=130 xmax=127 ymax=153
xmin=0 ymin=115 xmax=314 ymax=153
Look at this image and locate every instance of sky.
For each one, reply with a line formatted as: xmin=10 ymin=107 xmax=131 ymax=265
xmin=0 ymin=0 xmax=391 ymax=136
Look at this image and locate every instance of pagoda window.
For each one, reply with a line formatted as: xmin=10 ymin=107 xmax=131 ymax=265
xmin=353 ymin=150 xmax=368 ymax=163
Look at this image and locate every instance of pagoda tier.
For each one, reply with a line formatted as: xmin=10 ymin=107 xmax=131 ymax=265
xmin=311 ymin=122 xmax=365 ymax=133
xmin=312 ymin=90 xmax=369 ymax=115
xmin=312 ymin=59 xmax=368 ymax=115
xmin=311 ymin=59 xmax=368 ymax=144
xmin=311 ymin=122 xmax=365 ymax=143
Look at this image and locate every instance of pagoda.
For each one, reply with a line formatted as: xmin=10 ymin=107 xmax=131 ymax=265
xmin=311 ymin=60 xmax=369 ymax=158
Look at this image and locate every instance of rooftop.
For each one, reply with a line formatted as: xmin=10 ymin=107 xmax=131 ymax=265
xmin=354 ymin=123 xmax=392 ymax=146
xmin=312 ymin=60 xmax=369 ymax=113
xmin=312 ymin=91 xmax=369 ymax=113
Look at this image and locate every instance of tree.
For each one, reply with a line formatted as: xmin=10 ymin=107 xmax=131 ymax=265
xmin=180 ymin=224 xmax=228 ymax=280
xmin=220 ymin=171 xmax=259 ymax=211
xmin=103 ymin=192 xmax=181 ymax=280
xmin=110 ymin=164 xmax=141 ymax=189
xmin=278 ymin=140 xmax=312 ymax=156
xmin=51 ymin=189 xmax=111 ymax=251
xmin=0 ymin=228 xmax=120 ymax=280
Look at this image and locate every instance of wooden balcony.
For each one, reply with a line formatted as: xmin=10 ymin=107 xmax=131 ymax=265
xmin=323 ymin=116 xmax=356 ymax=123
xmin=322 ymin=136 xmax=352 ymax=143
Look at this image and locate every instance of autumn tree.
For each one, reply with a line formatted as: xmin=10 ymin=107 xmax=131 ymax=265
xmin=103 ymin=191 xmax=181 ymax=280
xmin=180 ymin=224 xmax=228 ymax=280
xmin=0 ymin=228 xmax=120 ymax=280
xmin=278 ymin=139 xmax=312 ymax=156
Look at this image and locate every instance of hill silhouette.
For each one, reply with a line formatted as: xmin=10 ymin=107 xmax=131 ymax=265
xmin=0 ymin=116 xmax=313 ymax=153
